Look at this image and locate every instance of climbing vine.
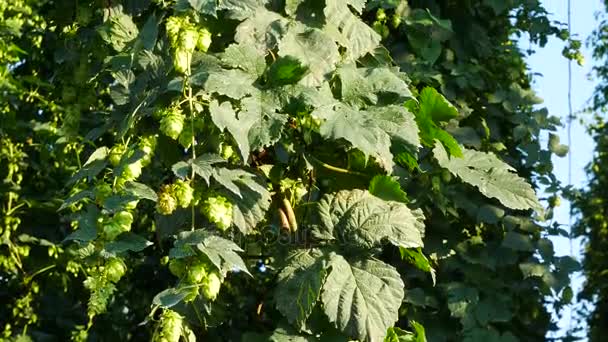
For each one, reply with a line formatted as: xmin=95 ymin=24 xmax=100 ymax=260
xmin=1 ymin=1 xmax=578 ymax=341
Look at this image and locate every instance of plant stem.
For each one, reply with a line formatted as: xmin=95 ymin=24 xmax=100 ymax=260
xmin=306 ymin=154 xmax=369 ymax=178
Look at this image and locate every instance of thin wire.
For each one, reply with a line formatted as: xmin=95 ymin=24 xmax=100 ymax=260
xmin=567 ymin=0 xmax=574 ymax=333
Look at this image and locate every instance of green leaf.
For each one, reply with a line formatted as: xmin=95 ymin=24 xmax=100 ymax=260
xmin=323 ymin=0 xmax=381 ymax=60
xmin=413 ymin=89 xmax=462 ymax=157
xmin=59 ymin=190 xmax=95 ymax=211
xmin=190 ymin=153 xmax=225 ymax=184
xmin=222 ymin=42 xmax=267 ymax=77
xmin=204 ymin=68 xmax=257 ymax=99
xmin=239 ymin=91 xmax=287 ymax=152
xmin=97 ymin=8 xmax=138 ymax=52
xmin=64 ymin=205 xmax=99 ymax=242
xmin=186 ymin=0 xmax=218 ymax=16
xmin=399 ymin=247 xmax=436 ymax=285
xmin=235 ymin=7 xmax=289 ymax=52
xmin=338 ymin=64 xmax=412 ymax=107
xmin=278 ymin=26 xmax=340 ymax=87
xmin=433 ymin=143 xmax=542 ymax=212
xmin=317 ymin=189 xmax=424 ymax=250
xmin=368 ymin=175 xmax=408 ymax=203
xmin=218 ymin=0 xmax=264 ymax=20
xmin=172 ymin=230 xmax=250 ymax=275
xmin=153 ymin=287 xmax=193 ymax=308
xmin=501 ymin=231 xmax=534 ymax=251
xmin=266 ymin=56 xmax=309 ymax=86
xmin=196 ymin=235 xmax=250 ymax=275
xmin=209 ymin=100 xmax=251 ymax=162
xmin=418 ymin=87 xmax=458 ymax=122
xmin=322 ymin=254 xmax=404 ymax=342
xmin=68 ymin=148 xmax=109 ymax=185
xmin=103 ymin=233 xmax=153 ymax=255
xmin=211 ymin=167 xmax=271 ymax=233
xmin=548 ymin=133 xmax=569 ymax=157
xmin=123 ymin=181 xmax=157 ymax=201
xmin=275 ymin=249 xmax=328 ymax=329
xmin=319 ymin=104 xmax=419 ymax=171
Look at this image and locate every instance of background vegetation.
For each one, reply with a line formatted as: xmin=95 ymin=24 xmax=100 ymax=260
xmin=0 ymin=0 xmax=584 ymax=341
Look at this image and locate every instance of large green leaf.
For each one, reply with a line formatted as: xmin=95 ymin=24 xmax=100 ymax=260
xmin=238 ymin=91 xmax=287 ymax=152
xmin=322 ymin=254 xmax=404 ymax=342
xmin=211 ymin=167 xmax=271 ymax=233
xmin=235 ymin=7 xmax=289 ymax=52
xmin=98 ymin=8 xmax=138 ymax=52
xmin=222 ymin=42 xmax=267 ymax=77
xmin=275 ymin=249 xmax=328 ymax=329
xmin=209 ymin=100 xmax=251 ymax=162
xmin=337 ymin=64 xmax=412 ymax=107
xmin=317 ymin=189 xmax=424 ymax=250
xmin=433 ymin=143 xmax=542 ymax=212
xmin=278 ymin=26 xmax=340 ymax=87
xmin=412 ymin=88 xmax=462 ymax=157
xmin=319 ymin=104 xmax=419 ymax=171
xmin=204 ymin=68 xmax=257 ymax=99
xmin=171 ymin=230 xmax=250 ymax=275
xmin=323 ymin=0 xmax=381 ymax=61
xmin=368 ymin=175 xmax=408 ymax=203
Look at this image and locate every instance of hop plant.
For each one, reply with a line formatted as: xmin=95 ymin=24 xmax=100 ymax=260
xmin=105 ymin=258 xmax=126 ymax=283
xmin=159 ymin=108 xmax=185 ymax=140
xmin=95 ymin=183 xmax=113 ymax=203
xmin=178 ymin=128 xmax=193 ymax=148
xmin=103 ymin=211 xmax=133 ymax=240
xmin=153 ymin=310 xmax=183 ymax=342
xmin=139 ymin=135 xmax=157 ymax=166
xmin=108 ymin=144 xmax=126 ymax=167
xmin=157 ymin=185 xmax=178 ymax=215
xmin=201 ymin=271 xmax=222 ymax=300
xmin=197 ymin=27 xmax=212 ymax=52
xmin=186 ymin=261 xmax=207 ymax=284
xmin=168 ymin=259 xmax=186 ymax=278
xmin=121 ymin=160 xmax=143 ymax=181
xmin=84 ymin=274 xmax=116 ymax=318
xmin=201 ymin=195 xmax=233 ymax=231
xmin=172 ymin=179 xmax=193 ymax=208
xmin=220 ymin=143 xmax=237 ymax=162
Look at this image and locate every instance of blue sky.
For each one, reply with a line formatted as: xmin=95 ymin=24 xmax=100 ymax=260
xmin=525 ymin=0 xmax=604 ymax=339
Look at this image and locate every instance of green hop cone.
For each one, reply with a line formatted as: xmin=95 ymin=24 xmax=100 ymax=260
xmin=196 ymin=27 xmax=212 ymax=52
xmin=172 ymin=180 xmax=193 ymax=208
xmin=113 ymin=211 xmax=134 ymax=229
xmin=180 ymin=26 xmax=199 ymax=52
xmin=173 ymin=47 xmax=191 ymax=74
xmin=178 ymin=128 xmax=193 ymax=149
xmin=165 ymin=17 xmax=183 ymax=48
xmin=160 ymin=110 xmax=185 ymax=140
xmin=124 ymin=200 xmax=139 ymax=211
xmin=187 ymin=261 xmax=207 ymax=283
xmin=108 ymin=145 xmax=126 ymax=167
xmin=103 ymin=220 xmax=123 ymax=241
xmin=157 ymin=185 xmax=178 ymax=215
xmin=139 ymin=135 xmax=157 ymax=166
xmin=95 ymin=183 xmax=113 ymax=203
xmin=201 ymin=196 xmax=233 ymax=231
xmin=168 ymin=259 xmax=186 ymax=278
xmin=105 ymin=258 xmax=126 ymax=283
xmin=155 ymin=310 xmax=183 ymax=342
xmin=122 ymin=160 xmax=143 ymax=181
xmin=220 ymin=143 xmax=235 ymax=162
xmin=201 ymin=271 xmax=221 ymax=300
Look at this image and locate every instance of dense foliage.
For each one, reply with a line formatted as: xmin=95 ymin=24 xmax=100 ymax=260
xmin=571 ymin=1 xmax=608 ymax=340
xmin=1 ymin=0 xmax=578 ymax=341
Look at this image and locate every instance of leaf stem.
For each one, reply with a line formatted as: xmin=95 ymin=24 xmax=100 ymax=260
xmin=306 ymin=154 xmax=369 ymax=178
